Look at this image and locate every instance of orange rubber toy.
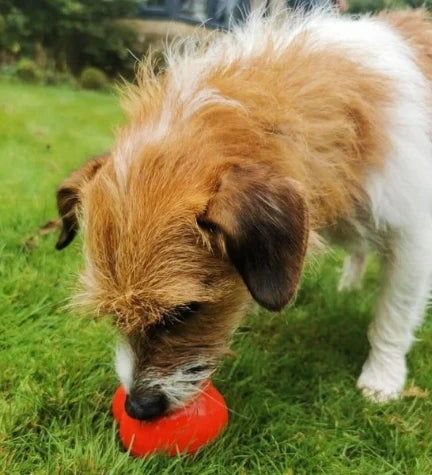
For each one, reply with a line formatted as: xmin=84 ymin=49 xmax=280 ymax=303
xmin=112 ymin=382 xmax=228 ymax=456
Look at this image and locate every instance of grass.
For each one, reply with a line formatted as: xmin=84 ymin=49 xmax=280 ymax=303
xmin=1 ymin=78 xmax=432 ymax=474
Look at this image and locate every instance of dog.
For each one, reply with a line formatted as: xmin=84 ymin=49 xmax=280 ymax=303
xmin=56 ymin=8 xmax=432 ymax=420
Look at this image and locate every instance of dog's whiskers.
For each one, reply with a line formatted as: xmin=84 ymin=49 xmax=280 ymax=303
xmin=193 ymin=383 xmax=250 ymax=420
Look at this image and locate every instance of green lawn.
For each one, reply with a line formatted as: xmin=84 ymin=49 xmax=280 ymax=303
xmin=2 ymin=79 xmax=432 ymax=474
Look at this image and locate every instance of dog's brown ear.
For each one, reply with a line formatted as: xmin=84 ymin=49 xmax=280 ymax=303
xmin=56 ymin=153 xmax=109 ymax=250
xmin=200 ymin=164 xmax=309 ymax=311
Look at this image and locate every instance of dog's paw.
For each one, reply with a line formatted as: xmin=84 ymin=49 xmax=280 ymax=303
xmin=337 ymin=254 xmax=366 ymax=292
xmin=357 ymin=353 xmax=406 ymax=402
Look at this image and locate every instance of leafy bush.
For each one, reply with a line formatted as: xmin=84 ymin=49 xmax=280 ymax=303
xmin=349 ymin=0 xmax=432 ymax=13
xmin=0 ymin=4 xmax=30 ymax=56
xmin=80 ymin=67 xmax=108 ymax=90
xmin=0 ymin=14 xmax=6 ymax=40
xmin=0 ymin=0 xmax=139 ymax=78
xmin=15 ymin=58 xmax=41 ymax=83
xmin=404 ymin=0 xmax=432 ymax=6
xmin=44 ymin=69 xmax=76 ymax=86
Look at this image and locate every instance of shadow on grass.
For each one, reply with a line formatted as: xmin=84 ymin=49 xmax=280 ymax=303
xmin=222 ymin=252 xmax=380 ymax=407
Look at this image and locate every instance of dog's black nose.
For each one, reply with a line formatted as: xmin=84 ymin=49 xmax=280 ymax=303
xmin=125 ymin=393 xmax=168 ymax=420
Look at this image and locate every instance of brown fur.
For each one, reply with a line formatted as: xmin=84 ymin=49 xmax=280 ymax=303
xmin=123 ymin=36 xmax=392 ymax=229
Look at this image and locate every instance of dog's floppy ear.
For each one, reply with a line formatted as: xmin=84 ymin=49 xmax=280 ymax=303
xmin=200 ymin=164 xmax=309 ymax=311
xmin=56 ymin=153 xmax=109 ymax=250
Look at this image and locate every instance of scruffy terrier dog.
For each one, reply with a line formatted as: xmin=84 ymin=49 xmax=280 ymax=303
xmin=56 ymin=9 xmax=432 ymax=420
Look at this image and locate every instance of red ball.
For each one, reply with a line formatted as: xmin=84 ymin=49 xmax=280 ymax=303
xmin=112 ymin=385 xmax=126 ymax=424
xmin=112 ymin=382 xmax=228 ymax=456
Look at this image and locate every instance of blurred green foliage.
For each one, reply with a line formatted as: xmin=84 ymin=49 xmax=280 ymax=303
xmin=0 ymin=0 xmax=140 ymax=78
xmin=1 ymin=0 xmax=432 ymax=80
xmin=15 ymin=57 xmax=42 ymax=83
xmin=348 ymin=0 xmax=386 ymax=13
xmin=80 ymin=66 xmax=108 ymax=90
xmin=349 ymin=0 xmax=432 ymax=12
xmin=399 ymin=0 xmax=432 ymax=7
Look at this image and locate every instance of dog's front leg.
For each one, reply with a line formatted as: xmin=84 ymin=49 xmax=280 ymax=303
xmin=357 ymin=226 xmax=432 ymax=402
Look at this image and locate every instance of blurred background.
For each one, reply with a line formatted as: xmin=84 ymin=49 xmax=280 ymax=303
xmin=0 ymin=0 xmax=427 ymax=90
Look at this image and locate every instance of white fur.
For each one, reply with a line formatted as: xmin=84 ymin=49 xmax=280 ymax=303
xmin=141 ymin=362 xmax=214 ymax=408
xmin=306 ymin=14 xmax=432 ymax=401
xmin=356 ymin=226 xmax=432 ymax=401
xmin=113 ymin=88 xmax=242 ymax=184
xmin=182 ymin=88 xmax=244 ymax=119
xmin=115 ymin=341 xmax=135 ymax=393
xmin=114 ymin=340 xmax=213 ymax=407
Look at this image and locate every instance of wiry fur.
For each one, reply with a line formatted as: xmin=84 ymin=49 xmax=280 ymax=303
xmin=137 ymin=361 xmax=215 ymax=409
xmin=56 ymin=8 xmax=432 ymax=411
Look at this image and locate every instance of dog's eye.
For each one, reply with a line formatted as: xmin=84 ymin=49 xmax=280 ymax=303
xmin=158 ymin=301 xmax=201 ymax=329
xmin=172 ymin=301 xmax=201 ymax=320
xmin=149 ymin=302 xmax=202 ymax=335
xmin=197 ymin=218 xmax=219 ymax=234
xmin=185 ymin=364 xmax=209 ymax=374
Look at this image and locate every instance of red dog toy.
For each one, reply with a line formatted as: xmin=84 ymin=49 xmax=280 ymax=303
xmin=112 ymin=382 xmax=228 ymax=456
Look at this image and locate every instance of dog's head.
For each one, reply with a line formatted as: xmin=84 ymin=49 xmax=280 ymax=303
xmin=56 ymin=136 xmax=309 ymax=420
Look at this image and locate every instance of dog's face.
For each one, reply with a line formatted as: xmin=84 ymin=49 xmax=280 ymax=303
xmin=56 ymin=144 xmax=309 ymax=419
